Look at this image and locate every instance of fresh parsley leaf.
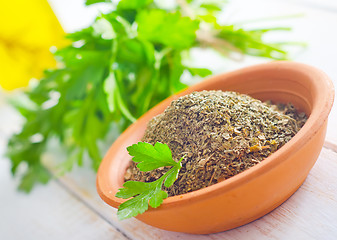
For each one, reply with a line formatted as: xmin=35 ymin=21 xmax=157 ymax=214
xmin=164 ymin=166 xmax=180 ymax=188
xmin=115 ymin=142 xmax=183 ymax=220
xmin=127 ymin=142 xmax=177 ymax=171
xmin=117 ymin=0 xmax=153 ymax=10
xmin=217 ymin=25 xmax=291 ymax=60
xmin=85 ymin=0 xmax=111 ymax=6
xmin=18 ymin=164 xmax=50 ymax=193
xmin=137 ymin=9 xmax=199 ymax=49
xmin=200 ymin=2 xmax=223 ymax=12
xmin=187 ymin=67 xmax=213 ymax=77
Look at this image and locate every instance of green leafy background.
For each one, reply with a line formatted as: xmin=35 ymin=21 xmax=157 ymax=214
xmin=6 ymin=0 xmax=295 ymax=192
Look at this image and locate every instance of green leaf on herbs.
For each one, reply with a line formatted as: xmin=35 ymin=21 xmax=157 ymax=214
xmin=127 ymin=142 xmax=177 ymax=171
xmin=116 ymin=142 xmax=182 ymax=220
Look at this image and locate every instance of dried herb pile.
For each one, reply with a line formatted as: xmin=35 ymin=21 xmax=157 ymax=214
xmin=125 ymin=91 xmax=307 ymax=196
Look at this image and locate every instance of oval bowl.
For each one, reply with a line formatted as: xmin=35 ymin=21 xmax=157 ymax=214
xmin=97 ymin=62 xmax=334 ymax=234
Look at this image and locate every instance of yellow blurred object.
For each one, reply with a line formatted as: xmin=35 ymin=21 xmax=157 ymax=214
xmin=0 ymin=0 xmax=66 ymax=90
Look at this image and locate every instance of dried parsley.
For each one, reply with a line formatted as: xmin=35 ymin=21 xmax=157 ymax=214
xmin=125 ymin=91 xmax=307 ymax=196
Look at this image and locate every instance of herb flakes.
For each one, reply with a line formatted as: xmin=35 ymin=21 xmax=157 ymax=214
xmin=125 ymin=91 xmax=307 ymax=196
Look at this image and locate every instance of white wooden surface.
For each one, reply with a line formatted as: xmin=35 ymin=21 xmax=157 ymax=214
xmin=1 ymin=0 xmax=337 ymax=239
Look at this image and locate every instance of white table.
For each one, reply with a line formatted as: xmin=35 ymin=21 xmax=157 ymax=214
xmin=1 ymin=0 xmax=337 ymax=239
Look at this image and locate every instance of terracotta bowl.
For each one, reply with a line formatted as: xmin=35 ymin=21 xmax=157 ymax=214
xmin=97 ymin=62 xmax=334 ymax=234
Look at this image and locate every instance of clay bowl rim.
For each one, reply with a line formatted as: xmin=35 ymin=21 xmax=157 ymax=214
xmin=97 ymin=61 xmax=335 ymax=209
